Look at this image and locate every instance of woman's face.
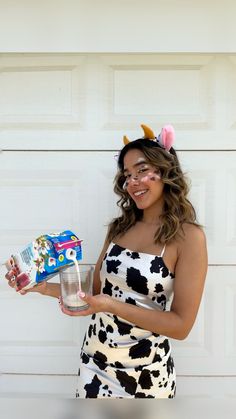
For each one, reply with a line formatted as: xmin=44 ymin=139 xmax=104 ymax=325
xmin=123 ymin=148 xmax=164 ymax=210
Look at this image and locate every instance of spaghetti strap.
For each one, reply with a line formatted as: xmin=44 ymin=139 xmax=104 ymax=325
xmin=160 ymin=244 xmax=166 ymax=258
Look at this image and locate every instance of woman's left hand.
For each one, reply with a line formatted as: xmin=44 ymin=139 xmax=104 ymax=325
xmin=59 ymin=292 xmax=112 ymax=317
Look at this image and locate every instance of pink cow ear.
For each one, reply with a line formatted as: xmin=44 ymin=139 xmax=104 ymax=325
xmin=160 ymin=125 xmax=175 ymax=151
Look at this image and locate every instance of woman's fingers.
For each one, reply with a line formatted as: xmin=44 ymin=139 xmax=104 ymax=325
xmin=5 ymin=270 xmax=15 ymax=281
xmin=4 ymin=270 xmax=16 ymax=288
xmin=8 ymin=280 xmax=16 ymax=289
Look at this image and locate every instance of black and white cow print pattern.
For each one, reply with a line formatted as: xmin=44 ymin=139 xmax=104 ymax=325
xmin=76 ymin=242 xmax=176 ymax=398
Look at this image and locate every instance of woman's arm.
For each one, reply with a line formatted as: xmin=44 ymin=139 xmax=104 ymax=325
xmin=34 ymin=282 xmax=61 ymax=298
xmin=5 ymin=272 xmax=61 ymax=298
xmin=92 ymin=236 xmax=110 ymax=295
xmin=5 ymin=234 xmax=110 ymax=300
xmin=64 ymin=224 xmax=208 ymax=341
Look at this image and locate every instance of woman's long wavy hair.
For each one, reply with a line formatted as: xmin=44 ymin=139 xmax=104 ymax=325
xmin=107 ymin=138 xmax=201 ymax=244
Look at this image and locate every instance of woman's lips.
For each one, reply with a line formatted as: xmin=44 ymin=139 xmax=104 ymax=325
xmin=133 ymin=189 xmax=148 ymax=197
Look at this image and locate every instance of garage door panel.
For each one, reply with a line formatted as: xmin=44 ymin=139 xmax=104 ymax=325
xmin=0 ymin=150 xmax=234 ymax=263
xmin=0 ymin=151 xmax=117 ymax=264
xmin=1 ymin=54 xmax=236 ymax=151
xmin=173 ymin=266 xmax=235 ymax=375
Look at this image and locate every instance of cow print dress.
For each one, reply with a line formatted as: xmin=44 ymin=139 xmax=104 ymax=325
xmin=76 ymin=241 xmax=176 ymax=398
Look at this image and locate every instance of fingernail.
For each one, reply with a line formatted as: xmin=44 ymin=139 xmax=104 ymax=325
xmin=78 ymin=291 xmax=85 ymax=298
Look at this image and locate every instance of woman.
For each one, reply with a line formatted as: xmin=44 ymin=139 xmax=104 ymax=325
xmin=5 ymin=124 xmax=208 ymax=398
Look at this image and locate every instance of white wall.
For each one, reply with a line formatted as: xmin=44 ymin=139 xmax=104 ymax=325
xmin=0 ymin=52 xmax=236 ymax=398
xmin=0 ymin=0 xmax=235 ymax=52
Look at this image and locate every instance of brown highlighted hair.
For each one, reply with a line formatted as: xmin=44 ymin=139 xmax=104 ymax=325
xmin=107 ymin=138 xmax=201 ymax=244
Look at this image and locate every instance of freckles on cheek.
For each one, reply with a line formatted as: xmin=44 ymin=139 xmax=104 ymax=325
xmin=141 ymin=172 xmax=161 ymax=184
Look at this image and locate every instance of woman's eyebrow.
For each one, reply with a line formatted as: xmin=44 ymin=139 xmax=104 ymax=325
xmin=123 ymin=159 xmax=148 ymax=173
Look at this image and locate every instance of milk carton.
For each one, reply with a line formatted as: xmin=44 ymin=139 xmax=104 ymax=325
xmin=5 ymin=230 xmax=82 ymax=291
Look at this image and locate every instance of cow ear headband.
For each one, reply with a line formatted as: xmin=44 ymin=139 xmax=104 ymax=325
xmin=123 ymin=124 xmax=175 ymax=152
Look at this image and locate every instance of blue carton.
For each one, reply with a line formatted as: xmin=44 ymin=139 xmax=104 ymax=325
xmin=5 ymin=230 xmax=82 ymax=291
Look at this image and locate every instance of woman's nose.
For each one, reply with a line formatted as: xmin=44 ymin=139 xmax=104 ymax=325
xmin=129 ymin=175 xmax=139 ymax=184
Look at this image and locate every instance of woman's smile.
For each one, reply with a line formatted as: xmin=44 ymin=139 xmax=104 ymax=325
xmin=133 ymin=188 xmax=149 ymax=197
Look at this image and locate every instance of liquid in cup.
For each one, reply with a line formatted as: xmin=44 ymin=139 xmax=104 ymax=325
xmin=60 ymin=265 xmax=94 ymax=311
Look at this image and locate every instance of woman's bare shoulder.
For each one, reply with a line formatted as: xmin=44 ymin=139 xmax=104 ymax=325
xmin=177 ymin=223 xmax=206 ymax=252
xmin=182 ymin=222 xmax=205 ymax=237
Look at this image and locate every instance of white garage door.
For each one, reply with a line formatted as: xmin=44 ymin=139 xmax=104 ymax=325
xmin=0 ymin=53 xmax=235 ymax=398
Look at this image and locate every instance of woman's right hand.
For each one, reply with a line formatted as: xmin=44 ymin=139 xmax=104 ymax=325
xmin=5 ymin=269 xmax=48 ymax=295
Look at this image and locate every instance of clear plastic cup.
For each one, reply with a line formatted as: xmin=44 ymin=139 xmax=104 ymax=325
xmin=59 ymin=264 xmax=94 ymax=312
